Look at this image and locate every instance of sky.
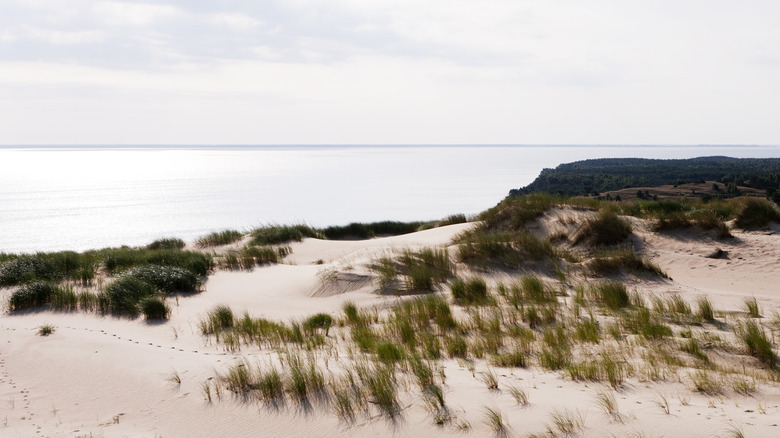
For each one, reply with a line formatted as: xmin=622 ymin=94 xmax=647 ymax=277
xmin=1 ymin=0 xmax=779 ymax=145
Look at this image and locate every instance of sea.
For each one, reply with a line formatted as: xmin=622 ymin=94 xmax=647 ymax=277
xmin=1 ymin=145 xmax=778 ymax=253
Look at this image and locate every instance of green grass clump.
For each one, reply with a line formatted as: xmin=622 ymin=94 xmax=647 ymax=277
xmin=478 ymin=193 xmax=561 ymax=230
xmin=322 ymin=221 xmax=427 ymax=240
xmin=102 ymin=248 xmax=212 ymax=276
xmin=697 ymin=296 xmax=715 ymax=322
xmin=444 ymin=334 xmax=468 ymax=358
xmin=539 ymin=326 xmax=571 ymax=370
xmin=574 ymin=210 xmax=632 ymax=246
xmin=594 ymin=281 xmax=630 ymax=310
xmin=364 ymin=364 xmax=400 ymax=418
xmin=200 ymin=305 xmax=235 ymax=335
xmin=302 ymin=313 xmax=333 ymax=336
xmin=735 ymin=319 xmax=776 ymax=368
xmin=250 ymin=224 xmax=323 ymax=245
xmin=105 ymin=276 xmax=157 ymax=314
xmin=125 ymin=265 xmax=200 ymax=293
xmin=50 ymin=285 xmax=78 ymax=310
xmin=744 ymin=297 xmax=761 ymax=318
xmin=450 ymin=276 xmax=490 ymax=305
xmin=622 ymin=307 xmax=673 ymax=338
xmin=680 ymin=338 xmax=709 ymax=362
xmin=8 ymin=281 xmax=59 ymax=311
xmin=376 ymin=342 xmax=405 ymax=364
xmin=735 ymin=198 xmax=780 ymax=229
xmin=456 ymin=230 xmax=555 ymax=269
xmin=0 ymin=253 xmax=91 ymax=286
xmin=517 ymin=275 xmax=557 ymax=303
xmin=491 ymin=350 xmax=527 ymax=368
xmin=574 ymin=317 xmax=600 ymax=343
xmin=139 ymin=296 xmax=170 ymax=320
xmin=38 ymin=324 xmax=55 ymax=336
xmin=196 ymin=230 xmax=244 ymax=248
xmin=587 ymin=245 xmax=666 ymax=277
xmin=146 ymin=238 xmax=185 ymax=250
xmin=399 ymin=248 xmax=454 ymax=292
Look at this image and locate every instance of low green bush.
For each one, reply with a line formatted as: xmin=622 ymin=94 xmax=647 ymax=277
xmin=146 ymin=238 xmax=185 ymax=250
xmin=105 ymin=276 xmax=156 ymax=314
xmin=140 ymin=297 xmax=170 ymax=319
xmin=8 ymin=281 xmax=59 ymax=311
xmin=735 ymin=198 xmax=780 ymax=229
xmin=125 ymin=265 xmax=200 ymax=293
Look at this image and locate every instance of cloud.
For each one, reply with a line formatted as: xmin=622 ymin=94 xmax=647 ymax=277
xmin=1 ymin=1 xmax=779 ymax=144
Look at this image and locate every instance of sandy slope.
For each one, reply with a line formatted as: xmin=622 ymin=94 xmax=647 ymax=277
xmin=1 ymin=221 xmax=779 ymax=437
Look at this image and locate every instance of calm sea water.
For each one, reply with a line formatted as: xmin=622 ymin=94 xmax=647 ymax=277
xmin=1 ymin=145 xmax=778 ymax=253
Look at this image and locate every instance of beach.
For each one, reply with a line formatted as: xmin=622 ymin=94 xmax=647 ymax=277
xmin=1 ymin=208 xmax=779 ymax=437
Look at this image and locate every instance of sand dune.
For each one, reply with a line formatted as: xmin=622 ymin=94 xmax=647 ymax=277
xmin=1 ymin=220 xmax=779 ymax=437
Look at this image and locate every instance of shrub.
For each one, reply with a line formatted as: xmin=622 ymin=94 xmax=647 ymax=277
xmin=146 ymin=238 xmax=185 ymax=250
xmin=0 ymin=255 xmax=59 ymax=286
xmin=735 ymin=198 xmax=780 ymax=229
xmin=196 ymin=230 xmax=244 ymax=248
xmin=8 ymin=281 xmax=59 ymax=311
xmin=105 ymin=276 xmax=156 ymax=314
xmin=450 ymin=276 xmax=489 ymax=305
xmin=574 ymin=210 xmax=632 ymax=246
xmin=101 ymin=248 xmax=212 ymax=276
xmin=125 ymin=265 xmax=200 ymax=293
xmin=140 ymin=297 xmax=170 ymax=319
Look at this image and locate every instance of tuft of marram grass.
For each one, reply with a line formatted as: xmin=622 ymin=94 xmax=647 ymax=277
xmin=744 ymin=297 xmax=761 ymax=318
xmin=38 ymin=323 xmax=55 ymax=336
xmin=482 ymin=405 xmax=506 ymax=434
xmin=451 ymin=276 xmax=490 ymax=305
xmin=574 ymin=210 xmax=632 ymax=246
xmin=196 ymin=230 xmax=244 ymax=248
xmin=735 ymin=319 xmax=776 ymax=368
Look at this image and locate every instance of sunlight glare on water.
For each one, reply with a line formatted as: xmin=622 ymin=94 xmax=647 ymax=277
xmin=1 ymin=145 xmax=777 ymax=253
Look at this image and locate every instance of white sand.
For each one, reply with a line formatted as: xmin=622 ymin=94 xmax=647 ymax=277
xmin=1 ymin=221 xmax=779 ymax=437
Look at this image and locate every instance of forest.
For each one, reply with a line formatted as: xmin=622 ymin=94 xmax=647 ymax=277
xmin=510 ymin=156 xmax=780 ymax=203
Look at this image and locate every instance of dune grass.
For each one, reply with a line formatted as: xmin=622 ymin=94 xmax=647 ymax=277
xmin=734 ymin=198 xmax=780 ymax=229
xmin=196 ymin=230 xmax=244 ymax=248
xmin=8 ymin=281 xmax=60 ymax=311
xmin=146 ymin=238 xmax=185 ymax=250
xmin=450 ymin=276 xmax=490 ymax=305
xmin=250 ymin=224 xmax=323 ymax=245
xmin=587 ymin=245 xmax=667 ymax=277
xmin=140 ymin=296 xmax=170 ymax=320
xmin=574 ymin=210 xmax=632 ymax=246
xmin=735 ymin=319 xmax=776 ymax=368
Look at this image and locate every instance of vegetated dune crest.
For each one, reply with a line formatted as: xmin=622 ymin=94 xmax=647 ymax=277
xmin=1 ymin=214 xmax=780 ymax=438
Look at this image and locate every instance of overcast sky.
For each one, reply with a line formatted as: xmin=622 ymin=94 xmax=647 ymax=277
xmin=1 ymin=0 xmax=779 ymax=145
